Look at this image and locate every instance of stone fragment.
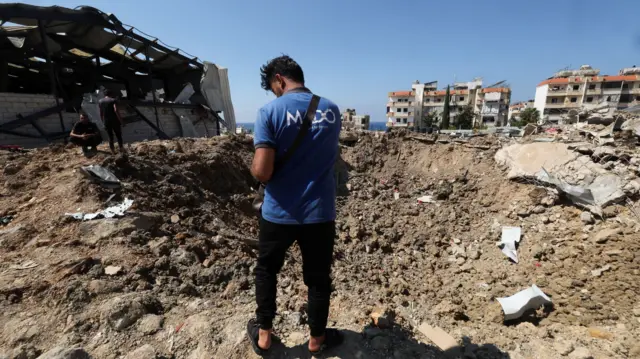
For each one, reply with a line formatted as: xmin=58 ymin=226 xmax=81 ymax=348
xmin=137 ymin=314 xmax=164 ymax=335
xmin=580 ymin=212 xmax=594 ymax=224
xmin=592 ymin=228 xmax=621 ymax=244
xmin=569 ymin=347 xmax=593 ymax=359
xmin=554 ymin=340 xmax=574 ymax=356
xmin=370 ymin=307 xmax=394 ymax=329
xmin=104 ymin=266 xmax=122 ymax=276
xmin=35 ymin=347 xmax=91 ymax=359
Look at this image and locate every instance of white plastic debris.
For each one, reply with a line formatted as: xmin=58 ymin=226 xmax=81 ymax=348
xmin=394 ymin=191 xmax=400 ymax=200
xmin=66 ymin=198 xmax=133 ymax=221
xmin=498 ymin=226 xmax=521 ymax=263
xmin=417 ymin=195 xmax=435 ymax=204
xmin=496 ymin=284 xmax=552 ymax=321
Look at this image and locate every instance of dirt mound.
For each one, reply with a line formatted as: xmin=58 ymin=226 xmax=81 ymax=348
xmin=0 ymin=132 xmax=639 ymax=359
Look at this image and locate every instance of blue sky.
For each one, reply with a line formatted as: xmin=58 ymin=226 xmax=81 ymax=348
xmin=14 ymin=0 xmax=640 ymax=123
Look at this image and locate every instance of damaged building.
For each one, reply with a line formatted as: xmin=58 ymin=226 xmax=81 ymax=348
xmin=0 ymin=3 xmax=236 ymax=148
xmin=534 ymin=65 xmax=640 ymax=124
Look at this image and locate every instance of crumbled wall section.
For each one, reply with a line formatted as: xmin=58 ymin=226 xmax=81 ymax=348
xmin=0 ymin=92 xmax=218 ymax=148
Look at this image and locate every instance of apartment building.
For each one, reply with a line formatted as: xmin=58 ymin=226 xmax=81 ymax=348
xmin=387 ymin=79 xmax=511 ymax=129
xmin=534 ymin=65 xmax=640 ymax=123
xmin=508 ymin=100 xmax=535 ymax=121
xmin=342 ymin=109 xmax=370 ymax=130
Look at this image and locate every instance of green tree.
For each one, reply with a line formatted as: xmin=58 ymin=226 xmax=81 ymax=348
xmin=441 ymin=85 xmax=450 ymax=129
xmin=519 ymin=108 xmax=540 ymax=125
xmin=423 ymin=111 xmax=438 ymax=128
xmin=454 ymin=105 xmax=476 ymax=129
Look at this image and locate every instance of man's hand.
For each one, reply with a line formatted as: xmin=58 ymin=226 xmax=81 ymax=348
xmin=251 ymin=148 xmax=275 ymax=183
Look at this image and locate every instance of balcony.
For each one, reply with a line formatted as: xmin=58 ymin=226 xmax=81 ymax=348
xmin=566 ymin=90 xmax=583 ymax=95
xmin=388 ymin=101 xmax=414 ymax=107
xmin=545 ymin=103 xmax=566 ymax=108
xmin=564 ymin=102 xmax=580 ymax=108
xmin=586 ymin=89 xmax=602 ymax=95
xmin=424 ymin=102 xmax=444 ymax=106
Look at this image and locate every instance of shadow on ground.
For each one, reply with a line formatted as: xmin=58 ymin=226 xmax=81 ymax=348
xmin=255 ymin=325 xmax=511 ymax=359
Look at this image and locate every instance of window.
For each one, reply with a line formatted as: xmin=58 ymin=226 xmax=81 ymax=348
xmin=607 ymin=96 xmax=611 ymax=101
xmin=588 ymin=84 xmax=596 ymax=90
xmin=636 ymin=96 xmax=640 ymax=101
xmin=436 ymin=98 xmax=441 ymax=102
xmin=551 ymin=98 xmax=558 ymax=104
xmin=586 ymin=97 xmax=593 ymax=103
xmin=620 ymin=94 xmax=632 ymax=103
xmin=425 ymin=98 xmax=430 ymax=103
xmin=570 ymin=97 xmax=577 ymax=103
xmin=573 ymin=85 xmax=579 ymax=90
xmin=403 ymin=108 xmax=408 ymax=113
xmin=459 ymin=97 xmax=464 ymax=101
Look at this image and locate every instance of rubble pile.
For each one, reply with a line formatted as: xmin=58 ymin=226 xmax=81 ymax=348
xmin=0 ymin=132 xmax=639 ymax=358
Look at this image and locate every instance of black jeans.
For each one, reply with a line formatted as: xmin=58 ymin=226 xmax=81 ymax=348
xmin=70 ymin=135 xmax=101 ymax=149
xmin=255 ymin=217 xmax=335 ymax=337
xmin=104 ymin=120 xmax=123 ymax=151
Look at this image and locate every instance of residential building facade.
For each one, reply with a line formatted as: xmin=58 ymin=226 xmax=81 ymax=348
xmin=534 ymin=65 xmax=640 ymax=123
xmin=387 ymin=79 xmax=511 ymax=129
xmin=508 ymin=100 xmax=535 ymax=121
xmin=342 ymin=109 xmax=370 ymax=130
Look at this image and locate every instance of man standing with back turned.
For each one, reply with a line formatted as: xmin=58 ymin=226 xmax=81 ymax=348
xmin=99 ymin=89 xmax=125 ymax=154
xmin=247 ymin=55 xmax=343 ymax=356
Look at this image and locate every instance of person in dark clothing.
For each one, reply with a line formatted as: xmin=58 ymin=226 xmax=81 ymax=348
xmin=69 ymin=112 xmax=102 ymax=155
xmin=99 ymin=89 xmax=125 ymax=154
xmin=246 ymin=56 xmax=343 ymax=356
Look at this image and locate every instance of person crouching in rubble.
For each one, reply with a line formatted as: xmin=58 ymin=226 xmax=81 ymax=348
xmin=247 ymin=55 xmax=343 ymax=356
xmin=69 ymin=112 xmax=102 ymax=155
xmin=99 ymin=89 xmax=126 ymax=154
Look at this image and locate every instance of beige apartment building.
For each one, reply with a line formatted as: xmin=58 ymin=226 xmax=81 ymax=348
xmin=387 ymin=79 xmax=511 ymax=129
xmin=508 ymin=100 xmax=535 ymax=121
xmin=534 ymin=65 xmax=640 ymax=123
xmin=342 ymin=109 xmax=370 ymax=130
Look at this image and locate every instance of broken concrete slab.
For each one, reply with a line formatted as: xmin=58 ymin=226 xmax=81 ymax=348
xmin=495 ymin=143 xmax=579 ymax=180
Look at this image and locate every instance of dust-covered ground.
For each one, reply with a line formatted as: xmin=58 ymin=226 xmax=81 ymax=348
xmin=0 ymin=132 xmax=639 ymax=359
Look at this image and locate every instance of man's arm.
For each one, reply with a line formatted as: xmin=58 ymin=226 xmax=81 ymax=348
xmin=99 ymin=102 xmax=104 ymax=122
xmin=113 ymin=103 xmax=124 ymax=126
xmin=251 ymin=108 xmax=276 ymax=183
xmin=251 ymin=148 xmax=275 ymax=183
xmin=69 ymin=124 xmax=84 ymax=138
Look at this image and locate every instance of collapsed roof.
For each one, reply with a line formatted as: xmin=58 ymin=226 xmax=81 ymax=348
xmin=0 ymin=3 xmax=236 ymax=131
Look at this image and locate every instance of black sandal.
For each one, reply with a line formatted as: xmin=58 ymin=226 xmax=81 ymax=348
xmin=246 ymin=319 xmax=269 ymax=356
xmin=308 ymin=328 xmax=344 ymax=356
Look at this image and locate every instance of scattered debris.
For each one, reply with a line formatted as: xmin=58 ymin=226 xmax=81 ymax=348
xmin=496 ymin=284 xmax=552 ymax=321
xmin=417 ymin=322 xmax=458 ymax=351
xmin=0 ymin=215 xmax=13 ymax=226
xmin=170 ymin=214 xmax=180 ymax=224
xmin=65 ymin=198 xmax=134 ymax=221
xmin=417 ymin=195 xmax=435 ymax=204
xmin=591 ymin=264 xmax=612 ymax=277
xmin=104 ymin=266 xmax=123 ymax=276
xmin=79 ymin=165 xmax=121 ymax=189
xmin=498 ymin=226 xmax=522 ymax=263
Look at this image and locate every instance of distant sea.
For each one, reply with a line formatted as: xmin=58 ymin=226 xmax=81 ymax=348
xmin=236 ymin=122 xmax=387 ymax=133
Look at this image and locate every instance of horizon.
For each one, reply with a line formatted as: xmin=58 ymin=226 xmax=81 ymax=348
xmin=14 ymin=0 xmax=640 ymax=124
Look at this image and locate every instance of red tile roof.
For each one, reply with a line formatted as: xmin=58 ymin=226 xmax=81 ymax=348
xmin=538 ymin=75 xmax=639 ymax=87
xmin=388 ymin=91 xmax=413 ymax=97
xmin=482 ymin=87 xmax=510 ymax=93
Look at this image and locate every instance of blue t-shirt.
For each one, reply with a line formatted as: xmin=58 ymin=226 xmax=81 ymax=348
xmin=254 ymin=89 xmax=341 ymax=225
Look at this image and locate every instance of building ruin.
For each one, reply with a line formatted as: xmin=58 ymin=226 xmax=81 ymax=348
xmin=0 ymin=3 xmax=236 ymax=148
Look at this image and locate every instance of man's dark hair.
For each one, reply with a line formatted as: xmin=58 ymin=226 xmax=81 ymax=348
xmin=260 ymin=55 xmax=305 ymax=91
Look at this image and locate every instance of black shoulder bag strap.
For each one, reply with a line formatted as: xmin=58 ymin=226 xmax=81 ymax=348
xmin=253 ymin=94 xmax=320 ymax=212
xmin=274 ymin=94 xmax=320 ymax=171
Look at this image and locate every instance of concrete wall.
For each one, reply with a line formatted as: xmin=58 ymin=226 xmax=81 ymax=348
xmin=0 ymin=92 xmax=219 ymax=148
xmin=534 ymin=85 xmax=549 ymax=122
xmin=0 ymin=92 xmax=77 ymax=148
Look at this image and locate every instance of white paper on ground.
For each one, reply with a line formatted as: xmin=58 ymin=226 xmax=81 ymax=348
xmin=499 ymin=226 xmax=522 ymax=263
xmin=496 ymin=284 xmax=552 ymax=321
xmin=417 ymin=195 xmax=435 ymax=203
